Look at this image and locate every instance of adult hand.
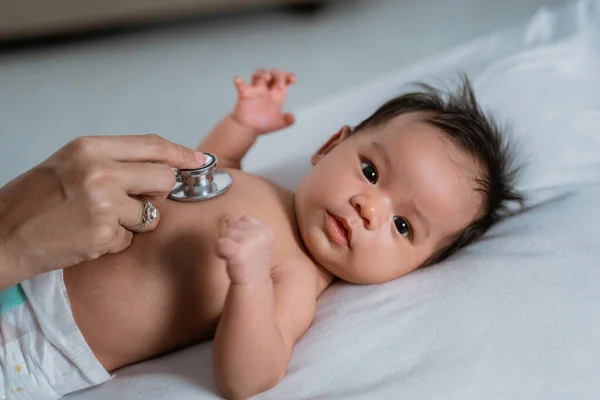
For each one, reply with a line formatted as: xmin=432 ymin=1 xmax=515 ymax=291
xmin=0 ymin=134 xmax=205 ymax=290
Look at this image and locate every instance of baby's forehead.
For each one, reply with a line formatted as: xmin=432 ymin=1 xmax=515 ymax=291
xmin=370 ymin=114 xmax=483 ymax=174
xmin=357 ymin=114 xmax=457 ymax=156
xmin=354 ymin=112 xmax=446 ymax=145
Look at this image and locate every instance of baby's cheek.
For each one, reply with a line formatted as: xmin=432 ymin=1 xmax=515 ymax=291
xmin=379 ymin=243 xmax=420 ymax=280
xmin=348 ymin=252 xmax=388 ymax=283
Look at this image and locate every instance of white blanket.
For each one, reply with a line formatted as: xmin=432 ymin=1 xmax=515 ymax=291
xmin=57 ymin=0 xmax=599 ymax=398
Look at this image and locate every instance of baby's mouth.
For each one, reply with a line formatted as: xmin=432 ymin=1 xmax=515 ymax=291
xmin=326 ymin=212 xmax=352 ymax=247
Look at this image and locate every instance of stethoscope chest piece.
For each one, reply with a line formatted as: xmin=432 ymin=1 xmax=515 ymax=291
xmin=169 ymin=152 xmax=233 ymax=202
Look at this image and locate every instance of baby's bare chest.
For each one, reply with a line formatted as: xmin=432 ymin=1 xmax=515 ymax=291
xmin=128 ymin=171 xmax=306 ymax=330
xmin=143 ymin=170 xmax=303 ymax=271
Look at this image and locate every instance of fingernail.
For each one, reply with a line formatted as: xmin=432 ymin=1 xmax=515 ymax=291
xmin=194 ymin=151 xmax=206 ymax=165
xmin=172 ymin=167 xmax=181 ymax=182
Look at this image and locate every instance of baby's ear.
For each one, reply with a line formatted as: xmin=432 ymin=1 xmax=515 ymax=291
xmin=310 ymin=126 xmax=352 ymax=165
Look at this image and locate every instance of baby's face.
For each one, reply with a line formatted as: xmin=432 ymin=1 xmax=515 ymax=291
xmin=295 ymin=112 xmax=484 ymax=284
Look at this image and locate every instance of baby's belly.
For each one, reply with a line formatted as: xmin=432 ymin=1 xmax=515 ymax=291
xmin=64 ymin=202 xmax=232 ymax=371
xmin=64 ymin=170 xmax=296 ymax=371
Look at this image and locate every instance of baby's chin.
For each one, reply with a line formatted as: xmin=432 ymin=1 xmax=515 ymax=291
xmin=303 ymin=242 xmax=363 ymax=283
xmin=294 ymin=222 xmax=341 ymax=276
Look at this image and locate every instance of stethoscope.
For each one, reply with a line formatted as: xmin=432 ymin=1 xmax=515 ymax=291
xmin=169 ymin=152 xmax=233 ymax=202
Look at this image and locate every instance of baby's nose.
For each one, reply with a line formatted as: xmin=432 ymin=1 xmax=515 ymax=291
xmin=351 ymin=194 xmax=384 ymax=230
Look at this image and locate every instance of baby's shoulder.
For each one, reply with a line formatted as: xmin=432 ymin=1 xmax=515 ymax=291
xmin=228 ymin=168 xmax=290 ymax=194
xmin=271 ymin=255 xmax=319 ymax=294
xmin=217 ymin=169 xmax=292 ymax=209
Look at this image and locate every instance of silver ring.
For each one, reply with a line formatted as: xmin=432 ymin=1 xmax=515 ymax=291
xmin=127 ymin=197 xmax=158 ymax=232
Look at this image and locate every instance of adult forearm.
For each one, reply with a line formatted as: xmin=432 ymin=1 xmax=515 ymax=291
xmin=196 ymin=115 xmax=257 ymax=169
xmin=0 ymin=238 xmax=30 ymax=291
xmin=213 ymin=280 xmax=290 ymax=400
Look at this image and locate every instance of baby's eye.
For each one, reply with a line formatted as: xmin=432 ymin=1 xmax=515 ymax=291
xmin=360 ymin=160 xmax=378 ymax=184
xmin=393 ymin=216 xmax=412 ymax=238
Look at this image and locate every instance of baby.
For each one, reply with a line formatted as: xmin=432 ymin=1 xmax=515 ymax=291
xmin=2 ymin=68 xmax=522 ymax=400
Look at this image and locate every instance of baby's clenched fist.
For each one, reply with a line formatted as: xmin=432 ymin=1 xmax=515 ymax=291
xmin=216 ymin=215 xmax=274 ymax=285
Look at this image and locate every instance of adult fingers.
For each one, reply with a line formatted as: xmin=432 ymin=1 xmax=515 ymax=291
xmin=120 ymin=195 xmax=161 ymax=233
xmin=113 ymin=161 xmax=179 ymax=197
xmin=107 ymin=226 xmax=135 ymax=254
xmin=66 ymin=135 xmax=206 ymax=170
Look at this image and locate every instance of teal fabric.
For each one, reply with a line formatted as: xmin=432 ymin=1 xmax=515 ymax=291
xmin=0 ymin=284 xmax=27 ymax=314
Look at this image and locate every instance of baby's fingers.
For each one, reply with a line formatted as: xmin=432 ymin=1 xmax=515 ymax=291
xmin=283 ymin=112 xmax=295 ymax=127
xmin=233 ymin=76 xmax=248 ymax=93
xmin=270 ymin=69 xmax=287 ymax=89
xmin=286 ymin=73 xmax=296 ymax=85
xmin=216 ymin=237 xmax=238 ymax=260
xmin=251 ymin=69 xmax=270 ymax=86
xmin=221 ymin=226 xmax=248 ymax=243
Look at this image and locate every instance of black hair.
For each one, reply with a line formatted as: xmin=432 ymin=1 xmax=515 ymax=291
xmin=352 ymin=75 xmax=524 ymax=266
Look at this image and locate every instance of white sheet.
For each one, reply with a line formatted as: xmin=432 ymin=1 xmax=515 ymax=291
xmin=55 ymin=0 xmax=599 ymax=398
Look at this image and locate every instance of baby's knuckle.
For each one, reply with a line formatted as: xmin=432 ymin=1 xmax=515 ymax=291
xmin=226 ymin=253 xmax=242 ymax=266
xmin=258 ymin=227 xmax=274 ymax=243
xmin=237 ymin=244 xmax=251 ymax=258
xmin=218 ymin=235 xmax=234 ymax=246
xmin=267 ymin=233 xmax=275 ymax=246
xmin=216 ymin=239 xmax=227 ymax=252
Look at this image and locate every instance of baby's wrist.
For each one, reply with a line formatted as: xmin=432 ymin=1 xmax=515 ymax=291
xmin=227 ymin=263 xmax=273 ymax=287
xmin=229 ymin=274 xmax=273 ymax=289
xmin=227 ymin=113 xmax=260 ymax=138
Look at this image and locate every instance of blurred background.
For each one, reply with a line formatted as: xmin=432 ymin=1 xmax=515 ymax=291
xmin=0 ymin=0 xmax=566 ymax=176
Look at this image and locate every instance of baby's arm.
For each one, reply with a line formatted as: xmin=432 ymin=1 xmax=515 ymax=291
xmin=214 ymin=216 xmax=317 ymax=400
xmin=197 ymin=69 xmax=295 ymax=170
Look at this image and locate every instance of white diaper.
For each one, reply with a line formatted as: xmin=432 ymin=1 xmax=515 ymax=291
xmin=0 ymin=270 xmax=110 ymax=399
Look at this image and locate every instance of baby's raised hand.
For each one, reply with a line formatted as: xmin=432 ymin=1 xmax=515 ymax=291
xmin=231 ymin=68 xmax=296 ymax=135
xmin=216 ymin=216 xmax=275 ymax=285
